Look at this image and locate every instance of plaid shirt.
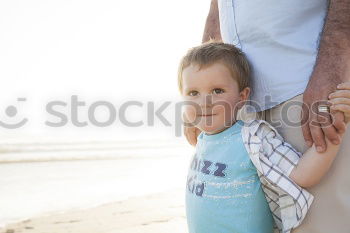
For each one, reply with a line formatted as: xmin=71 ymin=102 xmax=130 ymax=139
xmin=241 ymin=119 xmax=314 ymax=233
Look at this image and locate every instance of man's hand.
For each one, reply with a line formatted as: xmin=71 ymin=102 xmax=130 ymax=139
xmin=301 ymin=0 xmax=350 ymax=153
xmin=182 ymin=112 xmax=201 ymax=146
xmin=301 ymin=83 xmax=346 ymax=153
xmin=184 ymin=125 xmax=201 ymax=147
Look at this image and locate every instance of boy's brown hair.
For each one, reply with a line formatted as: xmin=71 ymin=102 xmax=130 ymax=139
xmin=178 ymin=41 xmax=251 ymax=93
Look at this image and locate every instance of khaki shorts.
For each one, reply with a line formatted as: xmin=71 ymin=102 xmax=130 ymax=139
xmin=238 ymin=94 xmax=350 ymax=233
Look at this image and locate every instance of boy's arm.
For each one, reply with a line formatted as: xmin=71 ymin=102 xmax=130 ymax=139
xmin=291 ymin=82 xmax=350 ymax=188
xmin=289 ymin=134 xmax=344 ymax=188
xmin=257 ymin=119 xmax=347 ymax=189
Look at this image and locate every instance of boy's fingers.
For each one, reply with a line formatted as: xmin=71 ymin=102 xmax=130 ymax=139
xmin=337 ymin=82 xmax=350 ymax=90
xmin=329 ymin=97 xmax=350 ymax=106
xmin=331 ymin=104 xmax=350 ymax=114
xmin=317 ymin=113 xmax=341 ymax=145
xmin=329 ymin=90 xmax=350 ymax=99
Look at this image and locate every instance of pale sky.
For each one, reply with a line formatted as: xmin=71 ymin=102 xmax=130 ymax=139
xmin=0 ymin=0 xmax=211 ymax=142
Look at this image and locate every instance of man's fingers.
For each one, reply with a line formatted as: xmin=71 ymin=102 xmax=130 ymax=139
xmin=322 ymin=127 xmax=340 ymax=145
xmin=301 ymin=104 xmax=313 ymax=147
xmin=331 ymin=111 xmax=346 ymax=134
xmin=319 ymin=120 xmax=341 ymax=145
xmin=184 ymin=127 xmax=196 ymax=146
xmin=309 ymin=121 xmax=327 ymax=152
xmin=331 ymin=104 xmax=350 ymax=115
xmin=195 ymin=127 xmax=201 ymax=139
xmin=317 ymin=111 xmax=341 ymax=145
xmin=310 ymin=108 xmax=327 ymax=152
xmin=184 ymin=126 xmax=199 ymax=146
xmin=301 ymin=124 xmax=313 ymax=147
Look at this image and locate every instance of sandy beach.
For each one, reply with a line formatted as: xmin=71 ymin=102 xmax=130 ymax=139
xmin=0 ymin=139 xmax=193 ymax=233
xmin=1 ymin=188 xmax=188 ymax=233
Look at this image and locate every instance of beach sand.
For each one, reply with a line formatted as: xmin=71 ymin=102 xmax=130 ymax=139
xmin=0 ymin=188 xmax=188 ymax=233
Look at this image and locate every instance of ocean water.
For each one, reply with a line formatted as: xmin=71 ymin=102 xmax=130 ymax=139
xmin=0 ymin=138 xmax=194 ymax=227
xmin=0 ymin=0 xmax=210 ymax=227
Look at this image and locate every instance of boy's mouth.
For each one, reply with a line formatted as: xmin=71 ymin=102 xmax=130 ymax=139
xmin=198 ymin=114 xmax=216 ymax=117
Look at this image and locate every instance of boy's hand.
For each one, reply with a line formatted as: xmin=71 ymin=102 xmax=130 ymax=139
xmin=329 ymin=82 xmax=350 ymax=124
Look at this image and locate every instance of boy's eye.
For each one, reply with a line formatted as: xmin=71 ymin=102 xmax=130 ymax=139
xmin=212 ymin=88 xmax=224 ymax=94
xmin=188 ymin=90 xmax=199 ymax=96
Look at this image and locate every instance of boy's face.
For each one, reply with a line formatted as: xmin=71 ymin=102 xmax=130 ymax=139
xmin=181 ymin=63 xmax=250 ymax=135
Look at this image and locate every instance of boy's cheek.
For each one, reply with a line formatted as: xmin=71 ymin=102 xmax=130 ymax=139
xmin=184 ymin=107 xmax=197 ymax=124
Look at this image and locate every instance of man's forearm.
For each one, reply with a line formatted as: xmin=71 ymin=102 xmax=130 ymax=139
xmin=308 ymin=0 xmax=350 ymax=90
xmin=202 ymin=0 xmax=221 ymax=43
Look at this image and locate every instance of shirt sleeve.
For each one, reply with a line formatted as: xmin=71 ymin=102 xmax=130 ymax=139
xmin=243 ymin=120 xmax=314 ymax=232
xmin=256 ymin=122 xmax=302 ymax=176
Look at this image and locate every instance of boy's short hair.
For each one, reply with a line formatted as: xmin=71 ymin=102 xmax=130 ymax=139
xmin=178 ymin=41 xmax=251 ymax=93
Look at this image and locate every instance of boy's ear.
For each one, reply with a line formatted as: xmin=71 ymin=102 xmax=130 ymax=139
xmin=239 ymin=87 xmax=250 ymax=102
xmin=236 ymin=87 xmax=250 ymax=110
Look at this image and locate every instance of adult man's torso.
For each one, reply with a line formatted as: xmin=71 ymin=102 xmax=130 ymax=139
xmin=240 ymin=94 xmax=350 ymax=233
xmin=221 ymin=2 xmax=350 ymax=231
xmin=218 ymin=0 xmax=328 ymax=112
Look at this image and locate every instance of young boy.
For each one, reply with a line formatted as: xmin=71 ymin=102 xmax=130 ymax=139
xmin=178 ymin=42 xmax=350 ymax=233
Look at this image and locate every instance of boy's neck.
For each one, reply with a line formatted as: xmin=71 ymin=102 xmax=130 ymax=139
xmin=204 ymin=120 xmax=238 ymax=135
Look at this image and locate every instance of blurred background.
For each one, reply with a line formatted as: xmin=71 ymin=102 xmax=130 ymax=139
xmin=0 ymin=0 xmax=210 ymax=230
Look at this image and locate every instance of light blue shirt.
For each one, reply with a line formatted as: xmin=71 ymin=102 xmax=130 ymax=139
xmin=185 ymin=120 xmax=274 ymax=233
xmin=218 ymin=0 xmax=328 ymax=112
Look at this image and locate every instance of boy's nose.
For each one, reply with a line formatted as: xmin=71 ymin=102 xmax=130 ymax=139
xmin=198 ymin=94 xmax=214 ymax=108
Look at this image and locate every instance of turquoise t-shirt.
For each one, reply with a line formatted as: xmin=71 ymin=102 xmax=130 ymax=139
xmin=185 ymin=120 xmax=274 ymax=233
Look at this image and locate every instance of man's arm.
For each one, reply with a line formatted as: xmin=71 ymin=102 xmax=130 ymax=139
xmin=202 ymin=0 xmax=221 ymax=43
xmin=301 ymin=0 xmax=350 ymax=153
